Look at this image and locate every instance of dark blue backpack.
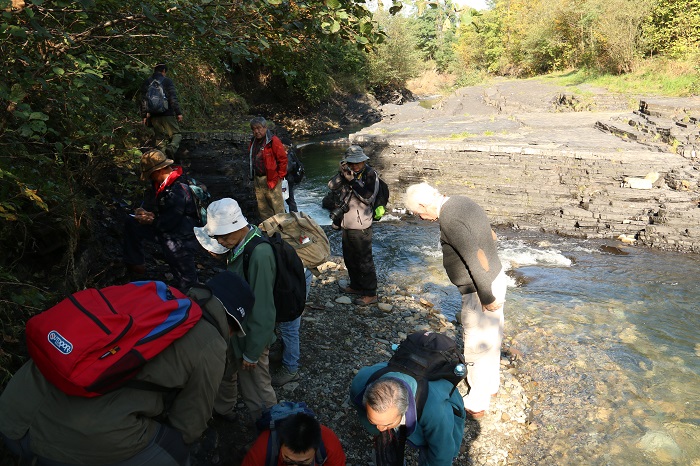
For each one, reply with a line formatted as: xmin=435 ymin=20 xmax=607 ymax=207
xmin=145 ymin=75 xmax=168 ymax=114
xmin=255 ymin=401 xmax=327 ymax=466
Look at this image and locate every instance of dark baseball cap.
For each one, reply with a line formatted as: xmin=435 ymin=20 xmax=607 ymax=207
xmin=204 ymin=271 xmax=254 ymax=335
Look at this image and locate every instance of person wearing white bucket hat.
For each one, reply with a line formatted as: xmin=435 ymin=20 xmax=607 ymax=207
xmin=194 ymin=198 xmax=278 ymax=425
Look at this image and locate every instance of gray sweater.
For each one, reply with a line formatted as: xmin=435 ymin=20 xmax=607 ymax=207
xmin=439 ymin=196 xmax=502 ymax=304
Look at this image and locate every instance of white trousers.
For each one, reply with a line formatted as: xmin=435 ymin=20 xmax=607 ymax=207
xmin=461 ymin=270 xmax=507 ymax=412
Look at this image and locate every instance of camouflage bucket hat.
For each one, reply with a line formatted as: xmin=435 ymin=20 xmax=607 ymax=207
xmin=140 ymin=149 xmax=173 ymax=181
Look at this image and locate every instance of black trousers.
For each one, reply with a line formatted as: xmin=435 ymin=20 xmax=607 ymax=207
xmin=342 ymin=227 xmax=377 ymax=296
xmin=123 ymin=216 xmax=198 ymax=292
xmin=285 ymin=178 xmax=298 ymax=213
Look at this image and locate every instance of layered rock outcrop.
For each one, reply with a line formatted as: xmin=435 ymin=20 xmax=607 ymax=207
xmin=351 ymin=81 xmax=700 ymax=253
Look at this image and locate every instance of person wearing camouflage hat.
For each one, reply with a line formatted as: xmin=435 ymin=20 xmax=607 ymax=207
xmin=123 ymin=149 xmax=200 ymax=290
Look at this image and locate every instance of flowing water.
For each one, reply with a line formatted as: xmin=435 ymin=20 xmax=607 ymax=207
xmin=293 ymin=141 xmax=700 ymax=465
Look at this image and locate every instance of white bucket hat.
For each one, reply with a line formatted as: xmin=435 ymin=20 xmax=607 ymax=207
xmin=194 ymin=198 xmax=248 ymax=254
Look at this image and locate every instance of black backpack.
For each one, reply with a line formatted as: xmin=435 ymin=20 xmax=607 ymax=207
xmin=145 ymin=75 xmax=168 ymax=114
xmin=287 ymin=148 xmax=305 ymax=184
xmin=363 ymin=331 xmax=468 ymax=418
xmin=374 ymin=176 xmax=389 ymax=211
xmin=242 ymin=232 xmax=306 ymax=323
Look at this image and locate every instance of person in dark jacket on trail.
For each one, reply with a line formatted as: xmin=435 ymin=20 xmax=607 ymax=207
xmin=328 ymin=145 xmax=380 ymax=306
xmin=0 ymin=272 xmax=254 ymax=466
xmin=140 ymin=63 xmax=183 ymax=159
xmin=281 ymin=136 xmax=301 ymax=213
xmin=404 ymin=182 xmax=507 ymax=419
xmin=123 ymin=149 xmax=200 ymax=291
xmin=249 ymin=117 xmax=288 ymax=221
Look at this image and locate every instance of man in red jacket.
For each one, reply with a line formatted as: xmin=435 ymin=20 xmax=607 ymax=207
xmin=242 ymin=412 xmax=346 ymax=466
xmin=248 ymin=116 xmax=287 ymax=221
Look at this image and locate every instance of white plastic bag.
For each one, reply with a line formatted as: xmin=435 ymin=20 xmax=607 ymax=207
xmin=281 ymin=179 xmax=289 ymax=200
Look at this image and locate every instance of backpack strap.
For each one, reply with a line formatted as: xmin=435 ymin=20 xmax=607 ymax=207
xmin=265 ymin=429 xmax=279 ymax=466
xmin=242 ymin=234 xmax=268 ymax=283
xmin=315 ymin=439 xmax=327 ymax=465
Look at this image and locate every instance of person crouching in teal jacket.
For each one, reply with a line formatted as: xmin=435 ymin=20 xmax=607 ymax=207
xmin=350 ymin=362 xmax=466 ymax=465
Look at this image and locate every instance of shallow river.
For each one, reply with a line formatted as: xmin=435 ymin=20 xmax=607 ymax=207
xmin=292 ymin=141 xmax=700 ymax=465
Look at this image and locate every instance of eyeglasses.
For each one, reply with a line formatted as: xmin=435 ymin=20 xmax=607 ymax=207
xmin=281 ymin=456 xmax=314 ymax=466
xmin=209 ymin=233 xmax=227 ymax=240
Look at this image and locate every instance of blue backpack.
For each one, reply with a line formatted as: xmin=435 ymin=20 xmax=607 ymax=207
xmin=255 ymin=401 xmax=327 ymax=466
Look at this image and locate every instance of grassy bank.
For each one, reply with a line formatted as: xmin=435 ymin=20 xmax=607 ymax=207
xmin=543 ymin=57 xmax=700 ymax=97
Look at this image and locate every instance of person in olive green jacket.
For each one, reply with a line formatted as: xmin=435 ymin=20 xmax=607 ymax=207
xmin=194 ymin=197 xmax=278 ymax=425
xmin=0 ymin=271 xmax=254 ymax=466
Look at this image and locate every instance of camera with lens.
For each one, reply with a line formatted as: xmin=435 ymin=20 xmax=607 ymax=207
xmin=329 ymin=201 xmax=350 ymax=223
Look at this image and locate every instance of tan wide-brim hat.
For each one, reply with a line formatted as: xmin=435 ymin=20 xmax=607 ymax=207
xmin=140 ymin=149 xmax=174 ymax=181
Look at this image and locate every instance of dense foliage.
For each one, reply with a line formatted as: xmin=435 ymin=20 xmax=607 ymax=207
xmin=0 ymin=0 xmax=402 ymax=384
xmin=453 ymin=0 xmax=700 ymax=76
xmin=0 ymin=0 xmax=697 ymax=387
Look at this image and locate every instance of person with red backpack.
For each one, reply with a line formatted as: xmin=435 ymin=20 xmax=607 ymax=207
xmin=123 ymin=149 xmax=200 ymax=291
xmin=0 ymin=272 xmax=254 ymax=466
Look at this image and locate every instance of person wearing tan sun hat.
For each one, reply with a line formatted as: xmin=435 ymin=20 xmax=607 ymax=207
xmin=123 ymin=149 xmax=200 ymax=291
xmin=194 ymin=198 xmax=278 ymax=426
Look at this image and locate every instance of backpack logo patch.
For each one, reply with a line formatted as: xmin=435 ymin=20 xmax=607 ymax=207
xmin=48 ymin=331 xmax=73 ymax=354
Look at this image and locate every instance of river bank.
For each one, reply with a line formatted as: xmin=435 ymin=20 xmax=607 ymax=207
xmin=178 ymin=80 xmax=700 ymax=464
xmin=2 ymin=81 xmax=697 ymax=465
xmin=189 ymin=255 xmax=531 ymax=466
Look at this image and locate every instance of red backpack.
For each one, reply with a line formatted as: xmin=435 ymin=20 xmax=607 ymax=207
xmin=26 ymin=280 xmax=201 ymax=397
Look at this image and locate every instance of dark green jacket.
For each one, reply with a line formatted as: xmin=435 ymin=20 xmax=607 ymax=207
xmin=0 ymin=296 xmax=229 ymax=464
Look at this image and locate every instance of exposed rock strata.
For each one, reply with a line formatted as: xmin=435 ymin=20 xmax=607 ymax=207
xmin=350 ymin=82 xmax=700 ymax=253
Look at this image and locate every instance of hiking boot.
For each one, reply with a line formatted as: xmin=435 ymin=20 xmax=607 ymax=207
xmin=271 ymin=366 xmax=300 ymax=387
xmin=353 ymin=295 xmax=378 ymax=306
